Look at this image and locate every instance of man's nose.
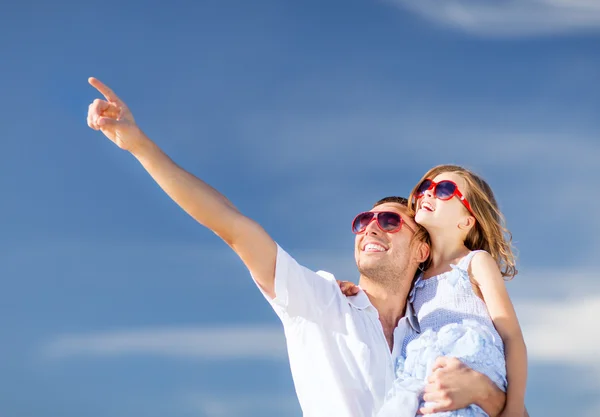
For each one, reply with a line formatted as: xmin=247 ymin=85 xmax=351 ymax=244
xmin=364 ymin=218 xmax=380 ymax=235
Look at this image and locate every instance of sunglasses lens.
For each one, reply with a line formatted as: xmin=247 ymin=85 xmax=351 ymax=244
xmin=435 ymin=181 xmax=457 ymax=199
xmin=352 ymin=212 xmax=375 ymax=233
xmin=416 ymin=179 xmax=432 ymax=196
xmin=377 ymin=212 xmax=402 ymax=232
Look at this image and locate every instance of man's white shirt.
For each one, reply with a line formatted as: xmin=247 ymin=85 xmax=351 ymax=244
xmin=252 ymin=244 xmax=416 ymax=417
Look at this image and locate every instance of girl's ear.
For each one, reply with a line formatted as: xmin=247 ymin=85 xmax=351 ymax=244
xmin=457 ymin=215 xmax=476 ymax=232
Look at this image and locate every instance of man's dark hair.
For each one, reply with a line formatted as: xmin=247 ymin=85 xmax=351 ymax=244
xmin=372 ymin=196 xmax=409 ymax=208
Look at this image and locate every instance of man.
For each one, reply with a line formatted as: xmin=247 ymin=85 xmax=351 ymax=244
xmin=86 ymin=77 xmax=507 ymax=417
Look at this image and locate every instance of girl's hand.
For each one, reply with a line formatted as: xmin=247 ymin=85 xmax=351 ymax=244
xmin=336 ymin=280 xmax=360 ymax=296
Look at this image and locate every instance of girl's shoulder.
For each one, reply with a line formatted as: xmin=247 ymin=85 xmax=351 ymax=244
xmin=456 ymin=249 xmax=490 ymax=271
xmin=466 ymin=250 xmax=504 ymax=287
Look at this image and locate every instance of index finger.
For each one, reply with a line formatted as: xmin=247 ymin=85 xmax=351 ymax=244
xmin=88 ymin=77 xmax=123 ymax=104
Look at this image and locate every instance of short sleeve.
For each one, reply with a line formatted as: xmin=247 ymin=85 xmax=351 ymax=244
xmin=252 ymin=243 xmax=346 ymax=322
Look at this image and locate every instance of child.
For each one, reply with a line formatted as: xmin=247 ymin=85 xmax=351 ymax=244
xmin=342 ymin=165 xmax=527 ymax=417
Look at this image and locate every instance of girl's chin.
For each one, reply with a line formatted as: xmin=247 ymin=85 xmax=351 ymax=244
xmin=415 ymin=212 xmax=438 ymax=229
xmin=414 ymin=211 xmax=429 ymax=225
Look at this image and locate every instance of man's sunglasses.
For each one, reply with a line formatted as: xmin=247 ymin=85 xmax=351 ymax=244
xmin=351 ymin=211 xmax=415 ymax=234
xmin=415 ymin=179 xmax=475 ymax=216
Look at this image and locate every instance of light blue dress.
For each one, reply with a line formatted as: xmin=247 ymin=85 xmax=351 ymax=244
xmin=380 ymin=250 xmax=507 ymax=417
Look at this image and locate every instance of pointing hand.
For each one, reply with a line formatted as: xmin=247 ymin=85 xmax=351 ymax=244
xmin=87 ymin=77 xmax=147 ymax=153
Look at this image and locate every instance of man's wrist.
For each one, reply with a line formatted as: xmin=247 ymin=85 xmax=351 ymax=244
xmin=476 ymin=370 xmax=490 ymax=400
xmin=472 ymin=370 xmax=505 ymax=417
xmin=130 ymin=130 xmax=158 ymax=160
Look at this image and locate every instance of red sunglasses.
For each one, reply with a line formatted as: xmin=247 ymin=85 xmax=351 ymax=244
xmin=352 ymin=211 xmax=415 ymax=234
xmin=416 ymin=179 xmax=475 ymax=216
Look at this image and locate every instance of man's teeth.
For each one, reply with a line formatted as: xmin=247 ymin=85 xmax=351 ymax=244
xmin=364 ymin=243 xmax=386 ymax=252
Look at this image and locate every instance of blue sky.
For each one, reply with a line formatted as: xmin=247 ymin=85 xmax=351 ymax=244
xmin=1 ymin=0 xmax=599 ymax=416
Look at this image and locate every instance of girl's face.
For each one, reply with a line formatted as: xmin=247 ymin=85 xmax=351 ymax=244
xmin=414 ymin=171 xmax=473 ymax=230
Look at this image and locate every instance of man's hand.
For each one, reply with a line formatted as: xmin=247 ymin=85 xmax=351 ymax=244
xmin=87 ymin=77 xmax=148 ymax=154
xmin=420 ymin=357 xmax=506 ymax=417
xmin=337 ymin=280 xmax=360 ymax=296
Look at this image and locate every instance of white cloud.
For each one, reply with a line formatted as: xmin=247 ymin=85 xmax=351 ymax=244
xmin=517 ymin=294 xmax=600 ymax=366
xmin=387 ymin=0 xmax=600 ymax=37
xmin=43 ymin=326 xmax=287 ymax=360
xmin=239 ymin=105 xmax=599 ymax=174
xmin=43 ymin=286 xmax=600 ymax=369
xmin=181 ymin=394 xmax=301 ymax=417
xmin=39 ymin=237 xmax=600 ymax=373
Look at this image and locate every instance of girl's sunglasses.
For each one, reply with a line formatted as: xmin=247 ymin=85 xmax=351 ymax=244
xmin=416 ymin=179 xmax=475 ymax=216
xmin=351 ymin=211 xmax=415 ymax=234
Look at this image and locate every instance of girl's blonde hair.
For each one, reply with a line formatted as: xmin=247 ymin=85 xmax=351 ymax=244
xmin=408 ymin=164 xmax=518 ymax=279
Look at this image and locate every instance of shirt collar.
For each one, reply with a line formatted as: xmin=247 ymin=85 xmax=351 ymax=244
xmin=346 ymin=286 xmax=372 ymax=310
xmin=347 ymin=286 xmax=420 ymax=333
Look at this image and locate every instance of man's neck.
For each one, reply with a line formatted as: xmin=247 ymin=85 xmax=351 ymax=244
xmin=358 ymin=276 xmax=410 ymax=338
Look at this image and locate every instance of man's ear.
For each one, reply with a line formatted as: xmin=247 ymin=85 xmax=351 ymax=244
xmin=416 ymin=241 xmax=430 ymax=264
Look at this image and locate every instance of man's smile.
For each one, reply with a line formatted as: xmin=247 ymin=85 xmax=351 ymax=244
xmin=362 ymin=241 xmax=388 ymax=252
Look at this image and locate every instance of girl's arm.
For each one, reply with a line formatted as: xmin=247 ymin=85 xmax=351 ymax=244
xmin=470 ymin=252 xmax=528 ymax=417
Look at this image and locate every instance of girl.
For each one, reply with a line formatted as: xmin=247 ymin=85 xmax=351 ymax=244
xmin=343 ymin=165 xmax=527 ymax=417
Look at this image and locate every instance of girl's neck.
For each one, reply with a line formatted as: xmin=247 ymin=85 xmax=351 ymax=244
xmin=426 ymin=230 xmax=470 ymax=276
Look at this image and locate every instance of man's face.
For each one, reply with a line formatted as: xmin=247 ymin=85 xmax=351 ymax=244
xmin=354 ymin=202 xmax=421 ymax=286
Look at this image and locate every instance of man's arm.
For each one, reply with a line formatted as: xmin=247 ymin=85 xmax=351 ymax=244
xmin=420 ymin=357 xmax=506 ymax=417
xmin=135 ymin=141 xmax=279 ymax=296
xmin=86 ymin=77 xmax=277 ymax=296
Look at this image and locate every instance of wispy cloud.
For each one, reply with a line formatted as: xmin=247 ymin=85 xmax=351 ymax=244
xmin=584 ymin=402 xmax=600 ymax=417
xmin=387 ymin=0 xmax=600 ymax=37
xmin=43 ymin=292 xmax=600 ymax=368
xmin=43 ymin=326 xmax=287 ymax=360
xmin=518 ymin=294 xmax=600 ymax=366
xmin=181 ymin=393 xmax=301 ymax=417
xmin=239 ymin=104 xmax=600 ymax=174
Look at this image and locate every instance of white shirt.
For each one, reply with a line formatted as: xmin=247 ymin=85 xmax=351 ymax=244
xmin=253 ymin=244 xmax=418 ymax=417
